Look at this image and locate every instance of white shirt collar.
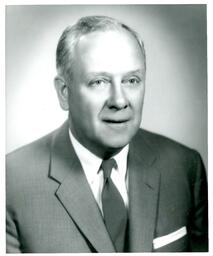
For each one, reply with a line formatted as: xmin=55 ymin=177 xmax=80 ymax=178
xmin=113 ymin=144 xmax=129 ymax=180
xmin=69 ymin=129 xmax=129 ymax=184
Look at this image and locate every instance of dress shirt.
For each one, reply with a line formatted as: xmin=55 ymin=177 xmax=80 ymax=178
xmin=69 ymin=129 xmax=129 ymax=214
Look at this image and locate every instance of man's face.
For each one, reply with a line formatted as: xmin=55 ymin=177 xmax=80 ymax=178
xmin=67 ymin=29 xmax=146 ymax=157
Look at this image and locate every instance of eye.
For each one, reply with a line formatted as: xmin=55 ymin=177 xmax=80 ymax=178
xmin=88 ymin=78 xmax=110 ymax=87
xmin=94 ymin=80 xmax=105 ymax=86
xmin=129 ymin=78 xmax=139 ymax=84
xmin=123 ymin=76 xmax=141 ymax=86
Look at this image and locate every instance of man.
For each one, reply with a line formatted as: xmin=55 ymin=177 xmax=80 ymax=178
xmin=6 ymin=15 xmax=208 ymax=253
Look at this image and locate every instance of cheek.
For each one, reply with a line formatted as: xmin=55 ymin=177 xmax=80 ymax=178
xmin=72 ymin=91 xmax=103 ymax=123
xmin=130 ymin=89 xmax=145 ymax=112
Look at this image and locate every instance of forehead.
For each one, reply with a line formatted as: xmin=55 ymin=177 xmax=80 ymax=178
xmin=73 ymin=29 xmax=145 ymax=75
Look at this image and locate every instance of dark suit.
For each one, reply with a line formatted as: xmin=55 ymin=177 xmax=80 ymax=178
xmin=6 ymin=121 xmax=208 ymax=252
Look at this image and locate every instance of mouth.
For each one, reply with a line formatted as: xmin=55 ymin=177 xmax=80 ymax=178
xmin=104 ymin=119 xmax=128 ymax=123
xmin=103 ymin=119 xmax=130 ymax=129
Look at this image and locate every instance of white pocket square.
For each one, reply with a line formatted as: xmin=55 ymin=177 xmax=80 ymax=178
xmin=153 ymin=226 xmax=187 ymax=249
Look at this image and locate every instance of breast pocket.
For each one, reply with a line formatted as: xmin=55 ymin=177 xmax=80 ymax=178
xmin=153 ymin=226 xmax=189 ymax=252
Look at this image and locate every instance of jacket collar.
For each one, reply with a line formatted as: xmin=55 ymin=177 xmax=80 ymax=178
xmin=49 ymin=122 xmax=160 ymax=252
xmin=127 ymin=131 xmax=161 ymax=252
xmin=49 ymin=121 xmax=115 ymax=252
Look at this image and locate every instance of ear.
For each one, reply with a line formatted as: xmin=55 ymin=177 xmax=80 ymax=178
xmin=54 ymin=76 xmax=69 ymax=111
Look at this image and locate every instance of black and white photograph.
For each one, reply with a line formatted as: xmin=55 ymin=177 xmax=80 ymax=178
xmin=3 ymin=3 xmax=211 ymax=253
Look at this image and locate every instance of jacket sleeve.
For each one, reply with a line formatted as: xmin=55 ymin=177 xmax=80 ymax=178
xmin=6 ymin=207 xmax=22 ymax=253
xmin=6 ymin=154 xmax=22 ymax=253
xmin=188 ymin=151 xmax=208 ymax=252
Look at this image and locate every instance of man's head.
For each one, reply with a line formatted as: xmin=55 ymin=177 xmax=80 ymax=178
xmin=55 ymin=16 xmax=146 ymax=158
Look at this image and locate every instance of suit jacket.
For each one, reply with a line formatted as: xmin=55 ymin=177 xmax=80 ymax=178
xmin=6 ymin=121 xmax=208 ymax=253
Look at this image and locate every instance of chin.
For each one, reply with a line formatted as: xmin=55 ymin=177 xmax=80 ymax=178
xmin=103 ymin=135 xmax=132 ymax=149
xmin=96 ymin=126 xmax=140 ymax=153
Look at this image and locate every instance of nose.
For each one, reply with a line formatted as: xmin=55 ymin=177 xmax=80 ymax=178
xmin=107 ymin=80 xmax=128 ymax=110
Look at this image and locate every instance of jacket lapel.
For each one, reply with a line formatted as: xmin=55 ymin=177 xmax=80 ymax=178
xmin=128 ymin=131 xmax=161 ymax=252
xmin=49 ymin=122 xmax=115 ymax=252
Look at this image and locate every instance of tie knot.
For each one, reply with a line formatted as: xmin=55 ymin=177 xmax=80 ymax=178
xmin=101 ymin=158 xmax=117 ymax=180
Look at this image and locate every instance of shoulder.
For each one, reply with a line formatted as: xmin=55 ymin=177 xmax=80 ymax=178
xmin=134 ymin=129 xmax=205 ymax=179
xmin=7 ymin=131 xmax=53 ymax=168
xmin=6 ymin=121 xmax=70 ymax=180
xmin=6 ymin=127 xmax=64 ymax=206
xmin=6 ymin=127 xmax=60 ymax=187
xmin=137 ymin=128 xmax=200 ymax=158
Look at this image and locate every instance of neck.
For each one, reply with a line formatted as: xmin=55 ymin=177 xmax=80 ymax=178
xmin=99 ymin=147 xmax=124 ymax=160
xmin=68 ymin=125 xmax=124 ymax=159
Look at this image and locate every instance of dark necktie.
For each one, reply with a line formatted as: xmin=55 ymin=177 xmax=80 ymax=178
xmin=101 ymin=158 xmax=127 ymax=252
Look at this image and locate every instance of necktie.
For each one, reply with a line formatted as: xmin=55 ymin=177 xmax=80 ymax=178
xmin=101 ymin=158 xmax=127 ymax=252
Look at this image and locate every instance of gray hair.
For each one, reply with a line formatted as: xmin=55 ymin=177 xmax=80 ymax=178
xmin=56 ymin=15 xmax=146 ymax=81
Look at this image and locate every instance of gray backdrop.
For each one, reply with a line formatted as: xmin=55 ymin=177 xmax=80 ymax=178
xmin=6 ymin=5 xmax=207 ymax=168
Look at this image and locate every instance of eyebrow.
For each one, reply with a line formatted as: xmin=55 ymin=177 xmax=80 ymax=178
xmin=123 ymin=69 xmax=144 ymax=76
xmin=86 ymin=69 xmax=144 ymax=78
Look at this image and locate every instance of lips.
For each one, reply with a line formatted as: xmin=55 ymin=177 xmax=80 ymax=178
xmin=101 ymin=111 xmax=132 ymax=129
xmin=102 ymin=120 xmax=129 ymax=132
xmin=102 ymin=114 xmax=131 ymax=122
xmin=103 ymin=118 xmax=130 ymax=123
xmin=102 ymin=116 xmax=131 ymax=131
